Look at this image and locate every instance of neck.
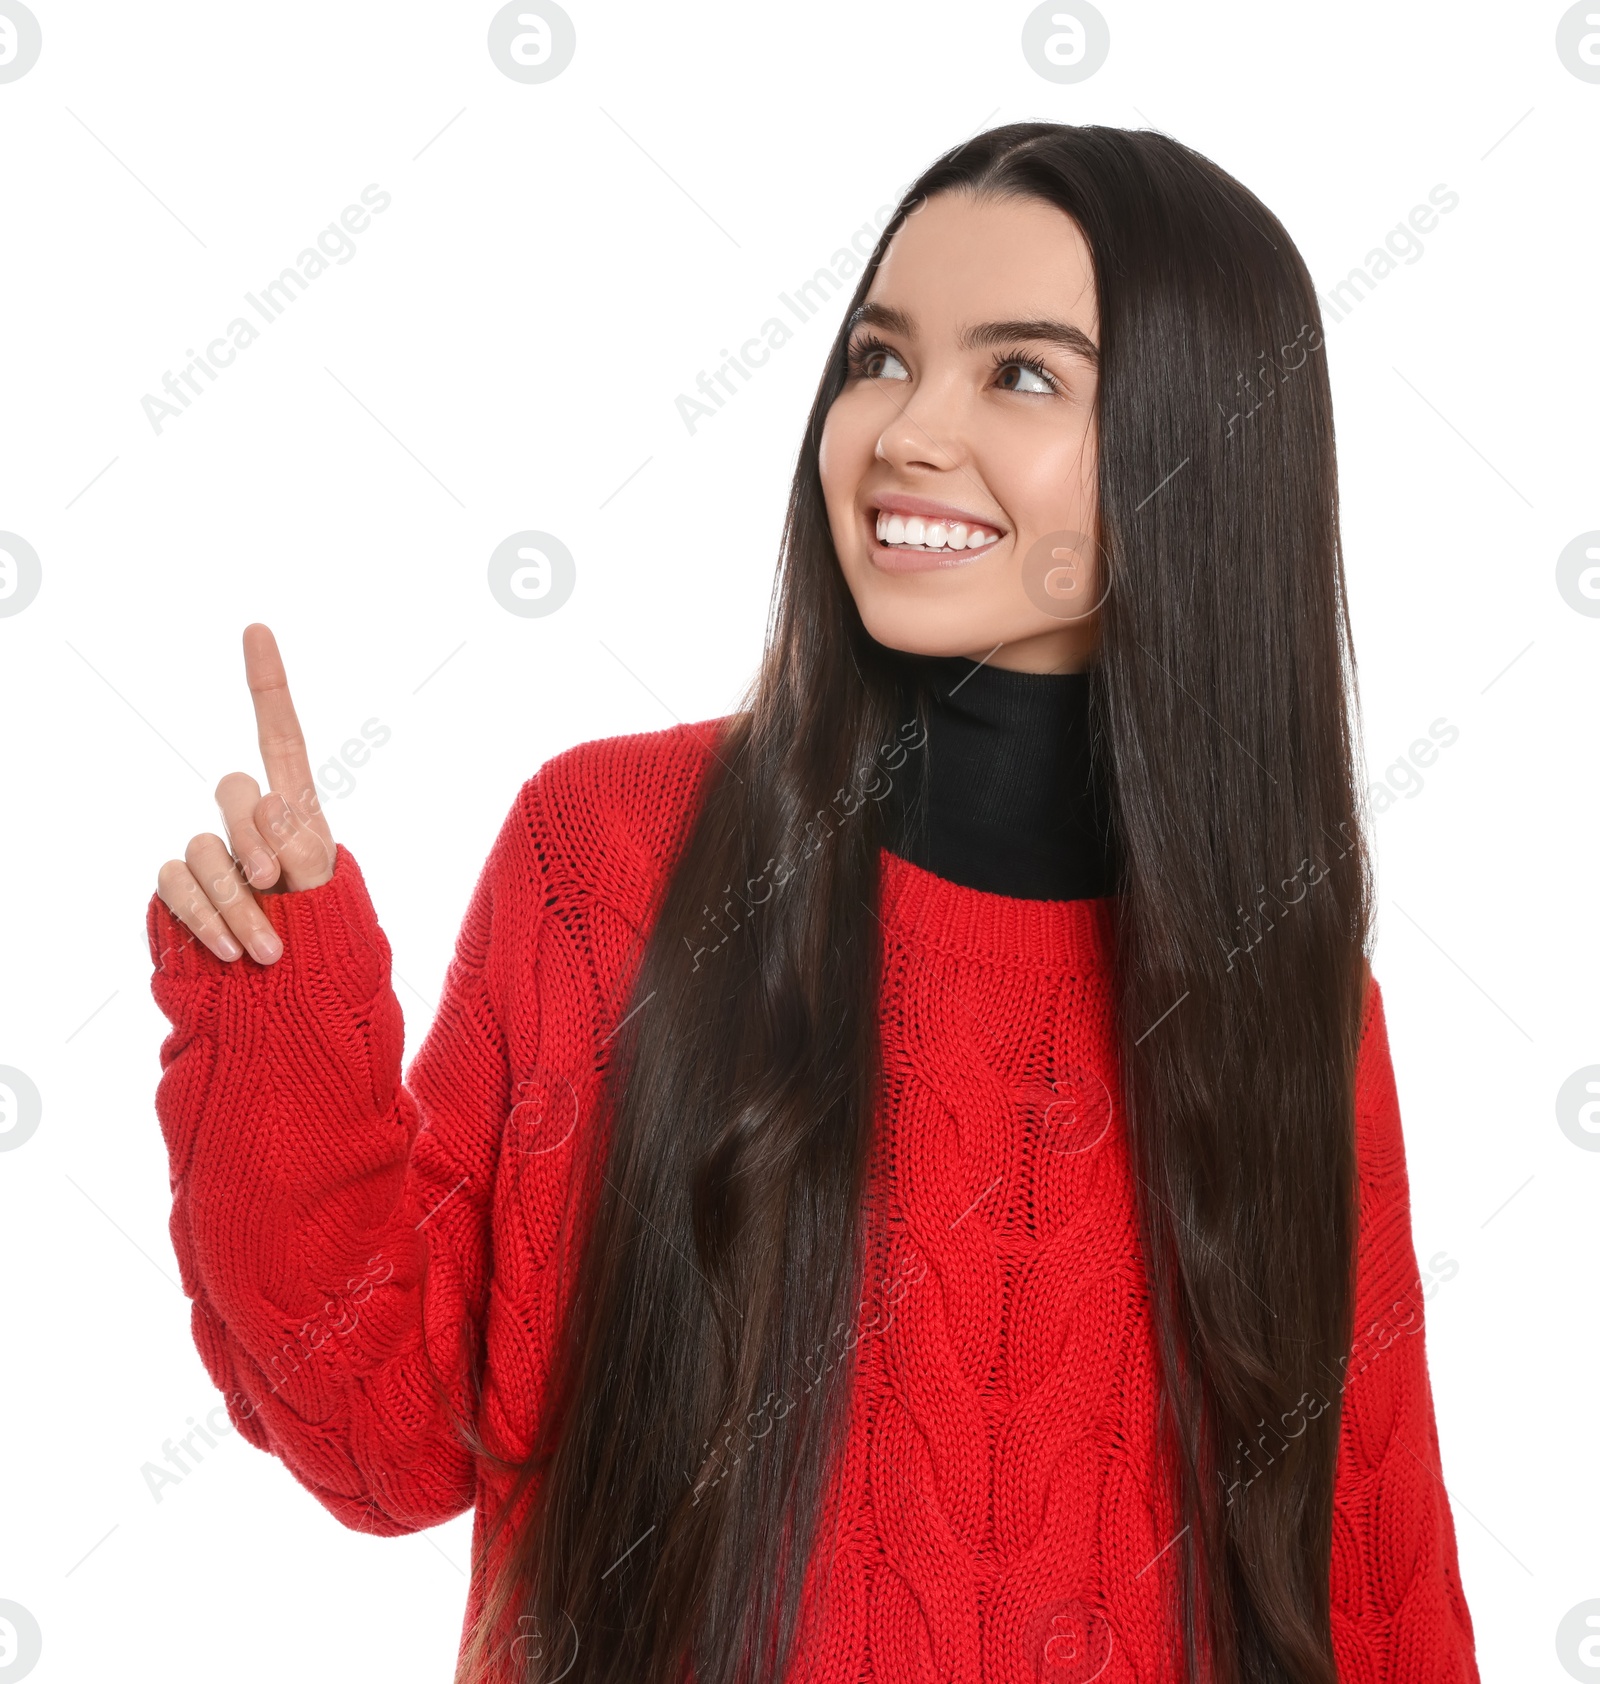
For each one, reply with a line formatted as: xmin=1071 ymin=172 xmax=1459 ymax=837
xmin=950 ymin=621 xmax=1100 ymax=674
xmin=879 ymin=647 xmax=1117 ymax=901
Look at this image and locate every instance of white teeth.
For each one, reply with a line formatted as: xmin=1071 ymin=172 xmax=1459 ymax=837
xmin=874 ymin=508 xmax=1001 ymax=551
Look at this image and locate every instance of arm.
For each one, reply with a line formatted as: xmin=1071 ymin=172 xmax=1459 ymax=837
xmin=146 ymin=788 xmax=539 ymax=1535
xmin=1327 ymin=976 xmax=1480 ymax=1681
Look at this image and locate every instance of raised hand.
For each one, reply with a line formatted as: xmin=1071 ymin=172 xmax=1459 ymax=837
xmin=155 ymin=623 xmax=337 ymax=963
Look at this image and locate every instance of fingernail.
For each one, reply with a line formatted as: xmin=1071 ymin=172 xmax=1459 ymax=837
xmin=245 ymin=849 xmax=274 ymax=885
xmin=250 ymin=929 xmax=283 ymax=965
xmin=215 ymin=933 xmax=243 ymax=960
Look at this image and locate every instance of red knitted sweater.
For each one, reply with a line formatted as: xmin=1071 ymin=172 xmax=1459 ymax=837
xmin=146 ymin=718 xmax=1480 ymax=1682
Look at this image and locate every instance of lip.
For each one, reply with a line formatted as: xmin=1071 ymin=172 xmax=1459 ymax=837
xmin=869 ymin=490 xmax=1006 ymax=530
xmin=864 ymin=491 xmax=1007 ymax=572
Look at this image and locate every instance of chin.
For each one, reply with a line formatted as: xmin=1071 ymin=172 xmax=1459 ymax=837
xmin=855 ymin=598 xmax=1001 ymax=660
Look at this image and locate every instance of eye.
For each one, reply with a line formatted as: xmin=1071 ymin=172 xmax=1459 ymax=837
xmin=993 ymin=354 xmax=1060 ymax=396
xmin=846 ymin=333 xmax=910 ymax=383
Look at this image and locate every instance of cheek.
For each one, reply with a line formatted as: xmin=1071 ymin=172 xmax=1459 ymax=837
xmin=819 ymin=391 xmax=882 ymax=486
xmin=817 ymin=400 xmax=876 ymax=532
xmin=985 ymin=423 xmax=1097 ymax=529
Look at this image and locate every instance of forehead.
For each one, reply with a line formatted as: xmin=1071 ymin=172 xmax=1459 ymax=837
xmin=866 ymin=191 xmax=1098 ymax=334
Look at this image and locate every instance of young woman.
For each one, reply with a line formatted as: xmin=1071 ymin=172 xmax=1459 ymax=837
xmin=148 ymin=123 xmax=1480 ymax=1683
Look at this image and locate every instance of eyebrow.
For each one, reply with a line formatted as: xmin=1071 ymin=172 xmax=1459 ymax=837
xmin=846 ymin=300 xmax=1099 ymax=366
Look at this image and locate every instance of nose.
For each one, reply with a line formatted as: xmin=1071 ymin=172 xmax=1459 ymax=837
xmin=872 ymin=372 xmax=968 ymax=477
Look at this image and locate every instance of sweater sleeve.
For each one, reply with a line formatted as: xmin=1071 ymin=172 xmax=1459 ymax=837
xmin=145 ymin=786 xmax=539 ymax=1536
xmin=1328 ymin=977 xmax=1480 ymax=1682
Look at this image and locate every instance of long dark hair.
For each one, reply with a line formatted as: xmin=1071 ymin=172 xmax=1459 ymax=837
xmin=455 ymin=121 xmax=1372 ymax=1684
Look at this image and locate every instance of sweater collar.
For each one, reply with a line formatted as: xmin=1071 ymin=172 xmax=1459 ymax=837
xmin=878 ymin=647 xmax=1117 ymax=904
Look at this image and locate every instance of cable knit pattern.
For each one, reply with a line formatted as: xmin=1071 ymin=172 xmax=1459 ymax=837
xmin=145 ymin=718 xmax=1479 ymax=1682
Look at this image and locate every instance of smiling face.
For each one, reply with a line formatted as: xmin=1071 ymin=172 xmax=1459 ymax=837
xmin=818 ymin=189 xmax=1103 ymax=674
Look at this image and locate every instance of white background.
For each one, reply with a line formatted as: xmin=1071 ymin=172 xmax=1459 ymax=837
xmin=0 ymin=2 xmax=1594 ymax=1679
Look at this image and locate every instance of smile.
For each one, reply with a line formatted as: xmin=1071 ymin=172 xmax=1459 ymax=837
xmin=873 ymin=508 xmax=1002 ymax=554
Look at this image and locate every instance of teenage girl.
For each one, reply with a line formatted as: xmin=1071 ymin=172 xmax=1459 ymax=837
xmin=149 ymin=123 xmax=1479 ymax=1684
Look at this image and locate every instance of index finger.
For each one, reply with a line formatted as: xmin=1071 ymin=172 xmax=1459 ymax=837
xmin=243 ymin=622 xmax=316 ymax=804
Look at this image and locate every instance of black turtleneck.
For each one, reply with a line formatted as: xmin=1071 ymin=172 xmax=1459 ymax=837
xmin=879 ymin=649 xmax=1117 ymax=902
